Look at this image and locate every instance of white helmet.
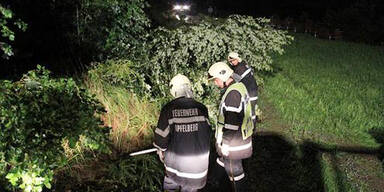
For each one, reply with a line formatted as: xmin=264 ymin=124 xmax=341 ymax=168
xmin=228 ymin=52 xmax=242 ymax=63
xmin=169 ymin=74 xmax=193 ymax=98
xmin=208 ymin=62 xmax=233 ymax=82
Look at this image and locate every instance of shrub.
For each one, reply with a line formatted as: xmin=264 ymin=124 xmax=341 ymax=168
xmin=132 ymin=15 xmax=293 ymax=120
xmin=0 ymin=66 xmax=110 ymax=192
xmin=77 ymin=0 xmax=151 ymax=60
xmin=86 ymin=60 xmax=159 ymax=152
xmin=147 ymin=15 xmax=293 ymax=101
xmin=53 ymin=153 xmax=163 ymax=192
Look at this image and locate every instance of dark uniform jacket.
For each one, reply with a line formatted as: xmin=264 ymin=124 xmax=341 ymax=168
xmin=231 ymin=61 xmax=258 ymax=98
xmin=219 ymin=83 xmax=253 ymax=160
xmin=154 ymin=97 xmax=211 ymax=189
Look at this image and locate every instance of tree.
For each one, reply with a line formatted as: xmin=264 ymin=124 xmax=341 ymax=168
xmin=0 ymin=4 xmax=27 ymax=59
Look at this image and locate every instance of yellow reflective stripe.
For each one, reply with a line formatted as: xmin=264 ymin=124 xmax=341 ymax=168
xmin=165 ymin=166 xmax=208 ymax=179
xmin=155 ymin=126 xmax=170 ymax=138
xmin=229 ymin=173 xmax=245 ymax=181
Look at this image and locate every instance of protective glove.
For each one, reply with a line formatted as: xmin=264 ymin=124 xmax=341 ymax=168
xmin=157 ymin=149 xmax=164 ymax=163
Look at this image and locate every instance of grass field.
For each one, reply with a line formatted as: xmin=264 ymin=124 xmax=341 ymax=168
xmin=264 ymin=34 xmax=384 ymax=146
xmin=258 ymin=34 xmax=384 ymax=191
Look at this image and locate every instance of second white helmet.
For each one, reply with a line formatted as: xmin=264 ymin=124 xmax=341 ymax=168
xmin=208 ymin=62 xmax=233 ymax=82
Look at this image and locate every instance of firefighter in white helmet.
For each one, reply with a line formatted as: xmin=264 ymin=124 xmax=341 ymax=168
xmin=228 ymin=52 xmax=259 ymax=132
xmin=208 ymin=62 xmax=253 ymax=192
xmin=153 ymin=74 xmax=211 ymax=192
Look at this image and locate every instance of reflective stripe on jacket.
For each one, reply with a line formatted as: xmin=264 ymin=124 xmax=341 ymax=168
xmin=216 ymin=82 xmax=253 ymax=160
xmin=154 ymin=97 xmax=211 ymax=188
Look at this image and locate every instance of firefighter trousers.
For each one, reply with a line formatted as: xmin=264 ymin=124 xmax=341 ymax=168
xmin=215 ymin=157 xmax=248 ymax=192
xmin=163 ymin=175 xmax=199 ymax=192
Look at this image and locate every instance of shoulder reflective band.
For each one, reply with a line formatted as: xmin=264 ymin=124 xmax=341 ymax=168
xmin=168 ymin=116 xmax=207 ymax=124
xmin=229 ymin=173 xmax=245 ymax=181
xmin=155 ymin=126 xmax=170 ymax=138
xmin=165 ymin=166 xmax=208 ymax=179
xmin=241 ymin=68 xmax=252 ymax=79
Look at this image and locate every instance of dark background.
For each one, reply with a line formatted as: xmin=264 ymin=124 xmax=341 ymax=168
xmin=1 ymin=0 xmax=384 ymax=79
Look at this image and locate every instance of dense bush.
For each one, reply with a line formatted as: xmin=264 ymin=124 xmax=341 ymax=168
xmin=146 ymin=15 xmax=293 ymax=102
xmin=87 ymin=60 xmax=151 ymax=98
xmin=77 ymin=0 xmax=151 ymax=60
xmin=0 ymin=66 xmax=110 ymax=192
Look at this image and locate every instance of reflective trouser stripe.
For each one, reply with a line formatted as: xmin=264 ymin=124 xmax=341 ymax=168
xmin=165 ymin=166 xmax=208 ymax=179
xmin=223 ymin=141 xmax=252 ymax=152
xmin=229 ymin=173 xmax=245 ymax=181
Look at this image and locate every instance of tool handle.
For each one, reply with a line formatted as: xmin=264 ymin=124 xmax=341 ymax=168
xmin=129 ymin=148 xmax=157 ymax=156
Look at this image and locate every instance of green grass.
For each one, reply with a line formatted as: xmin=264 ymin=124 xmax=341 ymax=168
xmin=260 ymin=34 xmax=384 ymax=191
xmin=85 ymin=63 xmax=159 ymax=153
xmin=264 ymin=34 xmax=384 ymax=147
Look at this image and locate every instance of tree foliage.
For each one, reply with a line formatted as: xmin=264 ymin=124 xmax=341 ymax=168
xmin=77 ymin=0 xmax=151 ymax=60
xmin=146 ymin=15 xmax=293 ymax=101
xmin=0 ymin=66 xmax=110 ymax=192
xmin=0 ymin=4 xmax=27 ymax=59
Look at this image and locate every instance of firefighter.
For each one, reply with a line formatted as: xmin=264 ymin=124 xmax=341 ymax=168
xmin=228 ymin=52 xmax=259 ymax=130
xmin=208 ymin=62 xmax=253 ymax=192
xmin=153 ymin=74 xmax=211 ymax=192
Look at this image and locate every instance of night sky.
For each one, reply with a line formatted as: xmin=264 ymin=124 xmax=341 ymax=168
xmin=182 ymin=0 xmax=382 ymax=21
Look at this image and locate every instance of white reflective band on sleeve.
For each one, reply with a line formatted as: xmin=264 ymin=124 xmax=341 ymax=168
xmin=216 ymin=158 xmax=224 ymax=167
xmin=155 ymin=126 xmax=170 ymax=138
xmin=224 ymin=141 xmax=252 ymax=151
xmin=153 ymin=142 xmax=167 ymax=151
xmin=224 ymin=124 xmax=239 ymax=130
xmin=223 ymin=105 xmax=242 ymax=113
xmin=241 ymin=68 xmax=252 ymax=79
xmin=229 ymin=173 xmax=245 ymax=181
xmin=250 ymin=96 xmax=258 ymax=101
xmin=168 ymin=116 xmax=207 ymax=124
xmin=165 ymin=166 xmax=208 ymax=179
